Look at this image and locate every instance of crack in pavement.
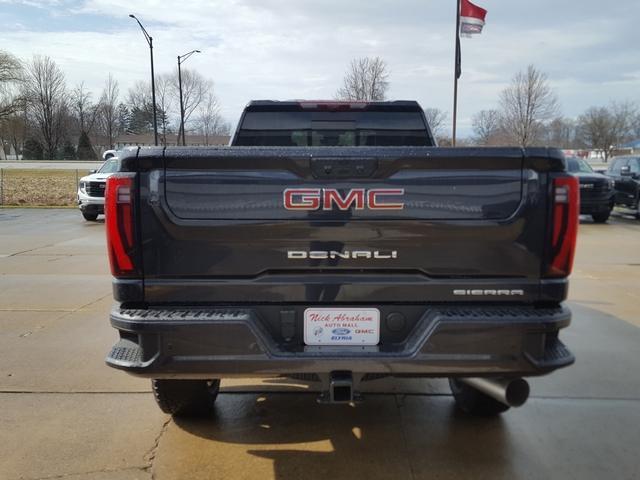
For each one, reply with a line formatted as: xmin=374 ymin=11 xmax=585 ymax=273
xmin=72 ymin=293 xmax=113 ymax=312
xmin=0 ymin=293 xmax=110 ymax=316
xmin=7 ymin=243 xmax=58 ymax=257
xmin=144 ymin=417 xmax=172 ymax=480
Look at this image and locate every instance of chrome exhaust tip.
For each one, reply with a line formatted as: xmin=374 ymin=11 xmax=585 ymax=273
xmin=460 ymin=377 xmax=530 ymax=407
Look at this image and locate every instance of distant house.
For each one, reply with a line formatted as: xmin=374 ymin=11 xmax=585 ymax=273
xmin=621 ymin=139 xmax=640 ymax=153
xmin=114 ymin=134 xmax=230 ymax=149
xmin=611 ymin=139 xmax=640 ymax=158
xmin=1 ymin=143 xmax=20 ymax=160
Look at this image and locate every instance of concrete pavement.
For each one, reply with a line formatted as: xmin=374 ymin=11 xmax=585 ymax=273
xmin=0 ymin=209 xmax=639 ymax=480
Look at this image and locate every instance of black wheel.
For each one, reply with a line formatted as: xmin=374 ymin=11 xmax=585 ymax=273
xmin=152 ymin=379 xmax=220 ymax=417
xmin=591 ymin=210 xmax=611 ymax=223
xmin=449 ymin=378 xmax=510 ymax=417
xmin=82 ymin=212 xmax=98 ymax=221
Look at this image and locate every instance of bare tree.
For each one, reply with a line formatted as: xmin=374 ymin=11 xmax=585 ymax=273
xmin=423 ymin=108 xmax=448 ymax=139
xmin=542 ymin=117 xmax=577 ymax=149
xmin=499 ymin=65 xmax=559 ymax=147
xmin=336 ymin=57 xmax=390 ymax=102
xmin=71 ymin=82 xmax=99 ymax=136
xmin=472 ymin=109 xmax=502 ymax=145
xmin=23 ymin=56 xmax=68 ymax=159
xmin=0 ymin=52 xmax=26 ymax=157
xmin=633 ymin=111 xmax=640 ymax=140
xmin=577 ymin=102 xmax=637 ymax=161
xmin=155 ymin=74 xmax=174 ymax=145
xmin=0 ymin=50 xmax=24 ymax=121
xmin=97 ymin=74 xmax=120 ymax=149
xmin=171 ymin=69 xmax=211 ymax=141
xmin=127 ymin=80 xmax=151 ymax=112
xmin=196 ymin=92 xmax=229 ymax=144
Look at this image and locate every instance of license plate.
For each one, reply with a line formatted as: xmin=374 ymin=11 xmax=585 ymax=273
xmin=303 ymin=308 xmax=380 ymax=346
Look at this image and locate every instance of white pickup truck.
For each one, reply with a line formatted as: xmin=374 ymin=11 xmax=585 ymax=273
xmin=77 ymin=150 xmax=119 ymax=221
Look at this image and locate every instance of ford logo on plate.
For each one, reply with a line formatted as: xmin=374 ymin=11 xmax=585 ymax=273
xmin=332 ymin=328 xmax=351 ymax=335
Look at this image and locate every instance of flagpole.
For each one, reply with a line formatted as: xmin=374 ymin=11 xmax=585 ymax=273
xmin=452 ymin=0 xmax=461 ymax=146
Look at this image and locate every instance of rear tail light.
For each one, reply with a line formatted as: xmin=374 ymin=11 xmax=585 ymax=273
xmin=545 ymin=176 xmax=579 ymax=277
xmin=105 ymin=173 xmax=139 ymax=277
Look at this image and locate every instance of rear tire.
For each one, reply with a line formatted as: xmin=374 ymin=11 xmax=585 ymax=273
xmin=591 ymin=210 xmax=611 ymax=223
xmin=152 ymin=379 xmax=220 ymax=417
xmin=449 ymin=378 xmax=510 ymax=417
xmin=82 ymin=212 xmax=98 ymax=221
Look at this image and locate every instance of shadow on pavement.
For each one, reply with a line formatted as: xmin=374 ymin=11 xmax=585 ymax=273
xmin=174 ymin=394 xmax=514 ymax=480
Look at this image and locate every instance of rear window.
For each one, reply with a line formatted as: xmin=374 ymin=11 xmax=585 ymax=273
xmin=566 ymin=157 xmax=593 ymax=173
xmin=234 ymin=110 xmax=432 ymax=147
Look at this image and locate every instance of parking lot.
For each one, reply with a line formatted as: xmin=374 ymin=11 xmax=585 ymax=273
xmin=1 ymin=208 xmax=639 ymax=480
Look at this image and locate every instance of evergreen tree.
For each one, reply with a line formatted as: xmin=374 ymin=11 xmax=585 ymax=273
xmin=76 ymin=131 xmax=97 ymax=160
xmin=22 ymin=138 xmax=43 ymax=160
xmin=57 ymin=139 xmax=76 ymax=160
xmin=116 ymin=103 xmax=130 ymax=134
xmin=128 ymin=105 xmax=154 ymax=134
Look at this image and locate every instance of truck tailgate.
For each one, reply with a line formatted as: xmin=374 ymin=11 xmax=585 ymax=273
xmin=134 ymin=146 xmax=562 ymax=304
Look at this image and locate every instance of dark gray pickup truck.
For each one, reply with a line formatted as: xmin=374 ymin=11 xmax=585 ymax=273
xmin=105 ymin=100 xmax=577 ymax=417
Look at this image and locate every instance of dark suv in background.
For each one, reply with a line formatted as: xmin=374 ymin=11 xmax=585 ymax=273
xmin=607 ymin=156 xmax=640 ymax=218
xmin=565 ymin=157 xmax=615 ymax=223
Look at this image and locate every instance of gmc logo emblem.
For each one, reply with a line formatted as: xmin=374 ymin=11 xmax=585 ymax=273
xmin=284 ymin=188 xmax=405 ymax=211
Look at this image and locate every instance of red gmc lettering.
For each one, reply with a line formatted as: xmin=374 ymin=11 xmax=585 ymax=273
xmin=284 ymin=188 xmax=404 ymax=211
xmin=322 ymin=189 xmax=365 ymax=210
xmin=368 ymin=189 xmax=405 ymax=210
xmin=283 ymin=189 xmax=321 ymax=210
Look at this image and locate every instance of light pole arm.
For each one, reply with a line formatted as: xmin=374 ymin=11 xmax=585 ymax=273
xmin=178 ymin=49 xmax=202 ymax=65
xmin=130 ymin=14 xmax=152 ymax=46
xmin=129 ymin=14 xmax=158 ymax=146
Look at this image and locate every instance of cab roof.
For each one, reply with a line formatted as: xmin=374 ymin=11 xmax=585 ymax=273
xmin=244 ymin=100 xmax=424 ymax=113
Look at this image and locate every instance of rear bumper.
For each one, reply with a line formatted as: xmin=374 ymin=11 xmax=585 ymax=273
xmin=106 ymin=304 xmax=574 ymax=379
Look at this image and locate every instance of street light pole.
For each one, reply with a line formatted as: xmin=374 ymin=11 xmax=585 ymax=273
xmin=177 ymin=50 xmax=201 ymax=146
xmin=129 ymin=14 xmax=158 ymax=146
xmin=177 ymin=57 xmax=185 ymax=147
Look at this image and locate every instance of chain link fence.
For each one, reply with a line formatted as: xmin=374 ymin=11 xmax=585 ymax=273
xmin=0 ymin=169 xmax=89 ymax=207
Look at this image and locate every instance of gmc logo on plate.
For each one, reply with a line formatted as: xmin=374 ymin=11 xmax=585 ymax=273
xmin=284 ymin=188 xmax=405 ymax=211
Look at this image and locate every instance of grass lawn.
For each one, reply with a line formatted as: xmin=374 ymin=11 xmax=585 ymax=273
xmin=0 ymin=169 xmax=90 ymax=207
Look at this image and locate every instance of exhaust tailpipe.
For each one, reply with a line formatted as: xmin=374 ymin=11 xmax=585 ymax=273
xmin=460 ymin=377 xmax=530 ymax=407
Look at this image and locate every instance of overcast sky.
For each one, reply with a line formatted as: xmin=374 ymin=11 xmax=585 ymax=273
xmin=1 ymin=0 xmax=638 ymax=136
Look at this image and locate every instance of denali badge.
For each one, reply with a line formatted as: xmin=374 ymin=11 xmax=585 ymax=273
xmin=288 ymin=250 xmax=398 ymax=260
xmin=284 ymin=188 xmax=404 ymax=211
xmin=453 ymin=289 xmax=525 ymax=296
